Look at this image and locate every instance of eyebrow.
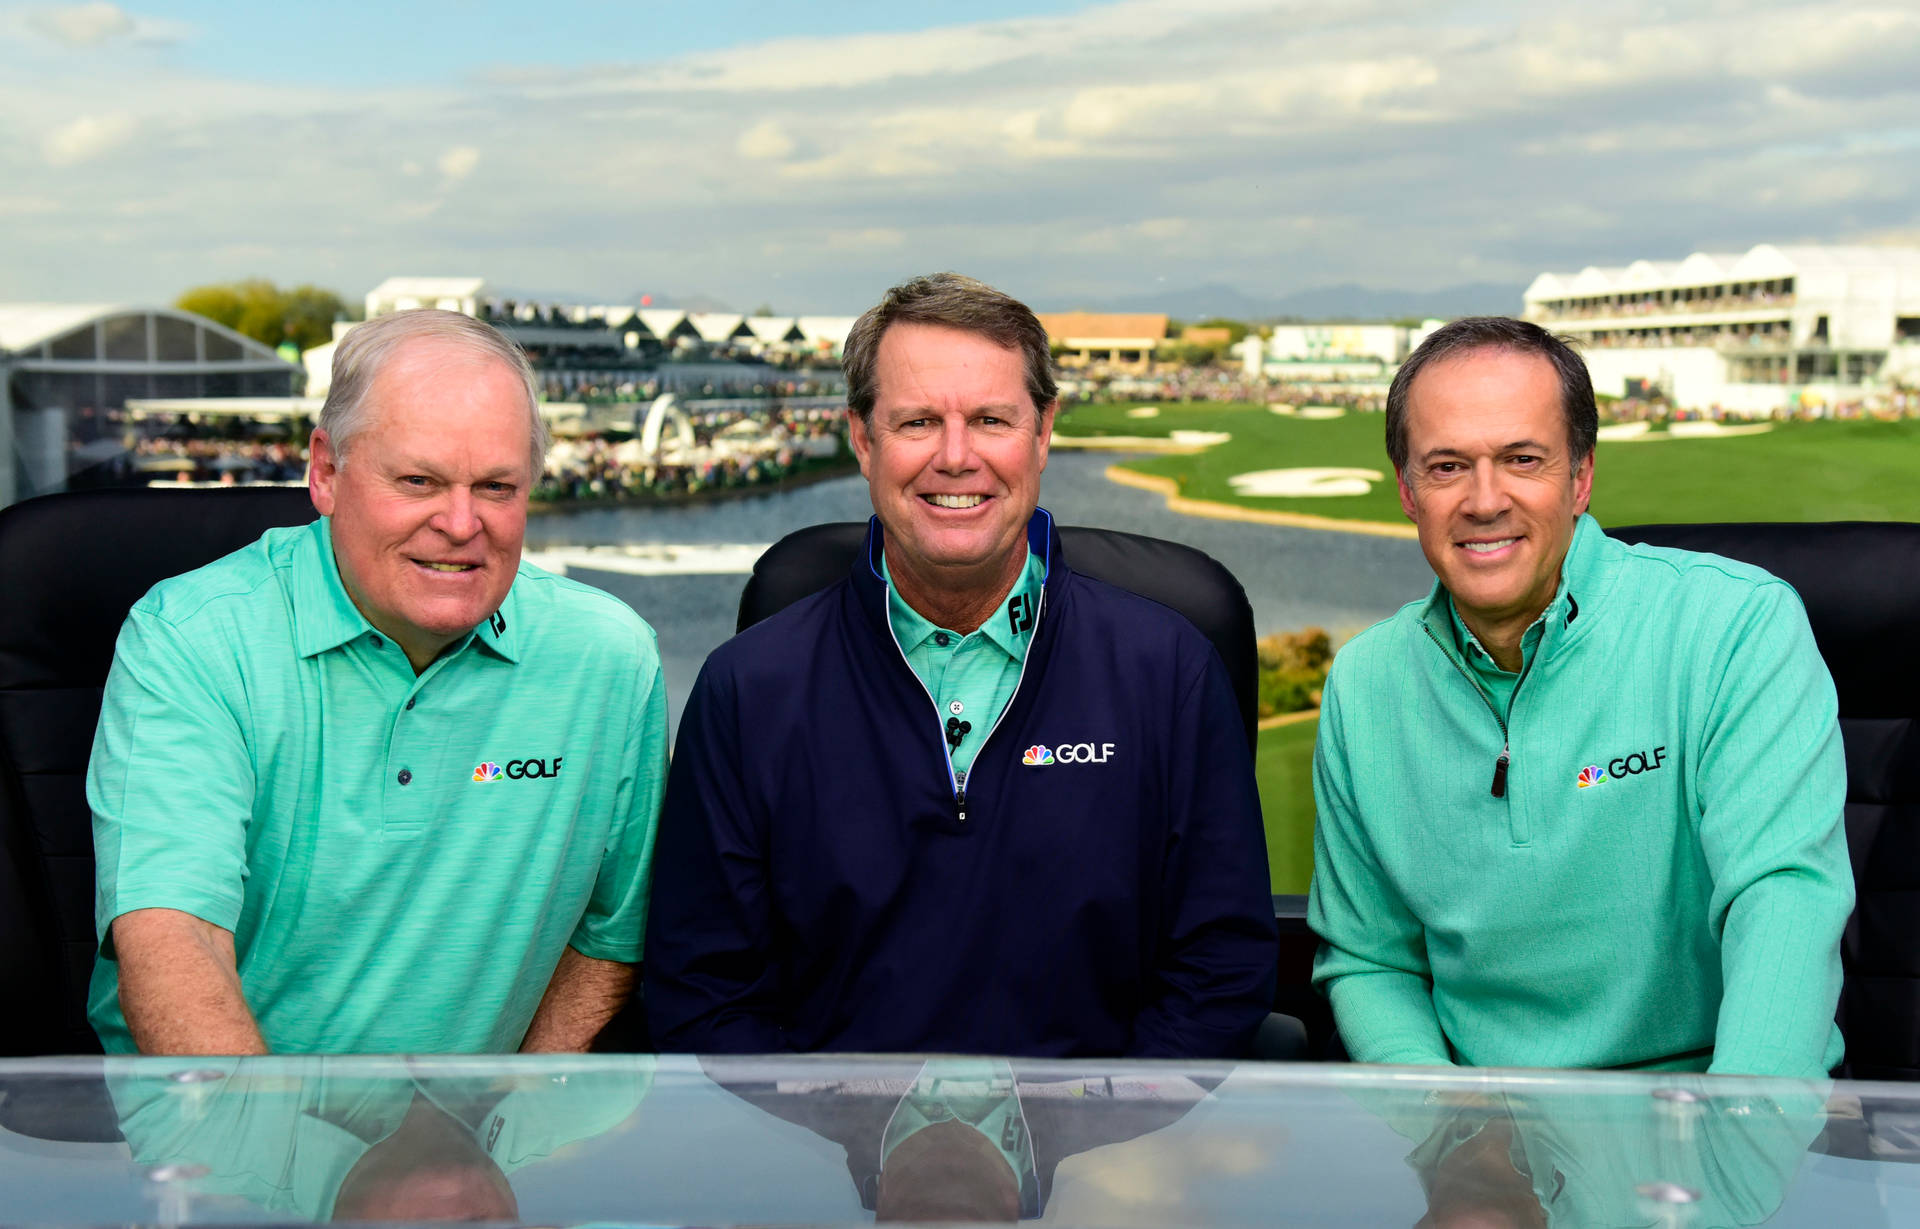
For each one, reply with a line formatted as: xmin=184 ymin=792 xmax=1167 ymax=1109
xmin=390 ymin=458 xmax=525 ymax=482
xmin=1418 ymin=439 xmax=1553 ymax=464
xmin=881 ymin=402 xmax=1029 ymax=420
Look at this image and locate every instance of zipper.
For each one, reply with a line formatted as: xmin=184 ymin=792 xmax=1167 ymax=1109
xmin=881 ymin=583 xmax=1047 ymax=826
xmin=1422 ymin=623 xmax=1507 ymax=796
xmin=1421 ymin=621 xmax=1534 ymax=799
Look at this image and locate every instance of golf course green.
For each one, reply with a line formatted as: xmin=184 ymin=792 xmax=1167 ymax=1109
xmin=1056 ymin=401 xmax=1920 ymax=527
xmin=1061 ymin=401 xmax=1920 ymax=893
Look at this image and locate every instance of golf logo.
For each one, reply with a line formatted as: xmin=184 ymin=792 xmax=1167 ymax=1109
xmin=1576 ymin=765 xmax=1607 ymax=789
xmin=1023 ymin=739 xmax=1117 ymax=765
xmin=473 ymin=761 xmax=503 ymax=783
xmin=473 ymin=756 xmax=565 ymax=782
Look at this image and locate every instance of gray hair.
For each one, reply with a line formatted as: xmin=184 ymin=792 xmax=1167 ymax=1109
xmin=1385 ymin=316 xmax=1597 ymax=475
xmin=319 ymin=309 xmax=549 ymax=471
xmin=842 ymin=272 xmax=1057 ymax=423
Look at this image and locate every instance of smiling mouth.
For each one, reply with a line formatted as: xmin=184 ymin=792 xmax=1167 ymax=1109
xmin=1460 ymin=538 xmax=1519 ymax=554
xmin=417 ymin=561 xmax=480 ymax=572
xmin=922 ymin=494 xmax=986 ymax=509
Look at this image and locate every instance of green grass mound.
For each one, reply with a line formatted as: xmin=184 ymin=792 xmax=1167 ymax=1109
xmin=1057 ymin=402 xmax=1920 ymax=525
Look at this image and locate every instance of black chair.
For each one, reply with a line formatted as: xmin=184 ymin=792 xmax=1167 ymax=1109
xmin=1611 ymin=522 xmax=1920 ymax=1080
xmin=0 ymin=486 xmax=318 ymax=1056
xmin=736 ymin=521 xmax=1316 ymax=1059
xmin=737 ymin=522 xmax=1261 ymax=752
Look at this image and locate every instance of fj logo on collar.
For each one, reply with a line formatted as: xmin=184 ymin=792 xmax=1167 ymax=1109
xmin=1025 ymin=741 xmax=1115 ymax=765
xmin=1007 ymin=593 xmax=1035 ymax=636
xmin=489 ymin=611 xmax=507 ymax=635
xmin=473 ymin=757 xmax=563 ymax=782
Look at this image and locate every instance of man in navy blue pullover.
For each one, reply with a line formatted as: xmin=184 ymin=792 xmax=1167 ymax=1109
xmin=644 ymin=273 xmax=1276 ymax=1057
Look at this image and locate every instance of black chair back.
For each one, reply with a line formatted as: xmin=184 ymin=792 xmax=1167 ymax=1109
xmin=1612 ymin=522 xmax=1920 ymax=1080
xmin=736 ymin=522 xmax=1260 ymax=753
xmin=0 ymin=486 xmax=318 ymax=1055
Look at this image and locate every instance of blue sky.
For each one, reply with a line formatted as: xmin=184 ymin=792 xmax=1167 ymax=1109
xmin=144 ymin=0 xmax=1097 ymax=86
xmin=3 ymin=0 xmax=1918 ymax=312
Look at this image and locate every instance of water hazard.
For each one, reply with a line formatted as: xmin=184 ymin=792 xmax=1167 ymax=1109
xmin=524 ymin=451 xmax=1430 ymax=734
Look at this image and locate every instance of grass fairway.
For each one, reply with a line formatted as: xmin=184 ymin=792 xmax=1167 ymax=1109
xmin=1057 ymin=402 xmax=1920 ymax=526
xmin=1259 ymin=717 xmax=1319 ymax=895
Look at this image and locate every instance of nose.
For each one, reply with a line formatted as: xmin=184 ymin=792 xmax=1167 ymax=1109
xmin=933 ymin=414 xmax=974 ymax=473
xmin=1461 ymin=459 xmax=1510 ymax=521
xmin=432 ymin=486 xmax=483 ymax=542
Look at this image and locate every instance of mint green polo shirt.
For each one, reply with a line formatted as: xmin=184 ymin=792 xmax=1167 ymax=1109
xmin=87 ymin=518 xmax=667 ymax=1054
xmin=1448 ymin=599 xmax=1549 ymax=716
xmin=884 ymin=552 xmax=1045 ymax=776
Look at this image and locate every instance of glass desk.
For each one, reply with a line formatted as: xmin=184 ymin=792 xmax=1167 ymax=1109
xmin=2 ymin=1055 xmax=1917 ymax=1226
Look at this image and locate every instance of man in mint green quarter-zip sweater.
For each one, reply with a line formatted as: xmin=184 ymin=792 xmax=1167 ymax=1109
xmin=1308 ymin=317 xmax=1851 ymax=1077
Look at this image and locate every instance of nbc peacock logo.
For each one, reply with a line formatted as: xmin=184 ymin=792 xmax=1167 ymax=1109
xmin=1022 ymin=745 xmax=1054 ymax=766
xmin=1576 ymin=765 xmax=1607 ymax=789
xmin=473 ymin=762 xmax=502 ymax=783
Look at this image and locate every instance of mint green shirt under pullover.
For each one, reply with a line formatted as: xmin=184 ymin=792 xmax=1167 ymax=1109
xmin=1308 ymin=514 xmax=1851 ymax=1077
xmin=884 ymin=551 xmax=1044 ymax=777
xmin=87 ymin=519 xmax=668 ymax=1054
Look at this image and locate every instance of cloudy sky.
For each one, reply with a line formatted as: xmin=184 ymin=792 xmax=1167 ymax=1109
xmin=3 ymin=0 xmax=1918 ymax=313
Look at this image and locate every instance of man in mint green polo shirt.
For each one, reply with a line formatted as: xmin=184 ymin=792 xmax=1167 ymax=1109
xmin=88 ymin=309 xmax=667 ymax=1055
xmin=1308 ymin=316 xmax=1852 ymax=1077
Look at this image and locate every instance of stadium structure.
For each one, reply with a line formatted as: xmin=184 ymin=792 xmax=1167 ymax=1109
xmin=1524 ymin=244 xmax=1920 ymax=414
xmin=0 ymin=304 xmax=299 ymax=508
xmin=320 ymin=277 xmax=857 ymax=401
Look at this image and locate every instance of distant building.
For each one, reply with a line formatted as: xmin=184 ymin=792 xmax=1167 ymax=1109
xmin=1037 ymin=312 xmax=1169 ymax=370
xmin=364 ymin=275 xmax=488 ymax=318
xmin=1 ymin=304 xmax=298 ymax=507
xmin=1243 ymin=320 xmax=1442 ymax=380
xmin=1524 ymin=244 xmax=1920 ymax=413
xmin=1179 ymin=326 xmax=1234 ymax=348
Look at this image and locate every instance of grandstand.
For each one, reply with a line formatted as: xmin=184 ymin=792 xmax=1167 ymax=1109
xmin=0 ymin=304 xmax=299 ymax=508
xmin=1524 ymin=244 xmax=1920 ymax=414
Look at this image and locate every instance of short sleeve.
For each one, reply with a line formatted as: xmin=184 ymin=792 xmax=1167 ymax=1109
xmin=567 ymin=634 xmax=668 ymax=963
xmin=90 ymin=609 xmax=257 ymax=951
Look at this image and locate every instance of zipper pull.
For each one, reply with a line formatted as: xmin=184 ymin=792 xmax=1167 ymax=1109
xmin=1491 ymin=749 xmax=1510 ymax=798
xmin=955 ymin=788 xmax=968 ymax=825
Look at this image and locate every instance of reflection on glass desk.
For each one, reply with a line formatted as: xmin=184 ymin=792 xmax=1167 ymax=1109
xmin=3 ymin=1056 xmax=1920 ymax=1226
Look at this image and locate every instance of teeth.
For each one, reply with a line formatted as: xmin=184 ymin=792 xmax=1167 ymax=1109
xmin=926 ymin=494 xmax=985 ymax=508
xmin=1462 ymin=539 xmax=1517 ymax=554
xmin=422 ymin=562 xmax=475 ymax=572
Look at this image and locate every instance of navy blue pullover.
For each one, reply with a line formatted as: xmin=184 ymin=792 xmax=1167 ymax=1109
xmin=644 ymin=511 xmax=1277 ymax=1057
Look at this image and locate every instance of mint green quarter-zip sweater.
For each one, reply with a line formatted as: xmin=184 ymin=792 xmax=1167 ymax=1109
xmin=1309 ymin=514 xmax=1851 ymax=1077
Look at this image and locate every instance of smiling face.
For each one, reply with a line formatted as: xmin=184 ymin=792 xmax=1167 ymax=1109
xmin=848 ymin=321 xmax=1054 ymax=601
xmin=1396 ymin=346 xmax=1593 ymax=640
xmin=307 ymin=337 xmax=535 ymax=671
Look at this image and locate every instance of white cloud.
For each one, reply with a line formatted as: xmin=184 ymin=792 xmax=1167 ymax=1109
xmin=826 ymin=227 xmax=906 ymax=251
xmin=437 ymin=145 xmax=480 ymax=181
xmin=736 ymin=119 xmax=795 ymax=160
xmin=41 ymin=112 xmax=134 ymax=165
xmin=3 ymin=0 xmax=1919 ymax=309
xmin=28 ymin=2 xmax=131 ymax=46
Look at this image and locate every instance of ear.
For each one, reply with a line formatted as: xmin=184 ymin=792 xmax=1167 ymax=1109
xmin=307 ymin=428 xmax=340 ymax=517
xmin=1395 ymin=465 xmax=1418 ymax=522
xmin=1571 ymin=449 xmax=1595 ymax=517
xmin=847 ymin=409 xmax=874 ymax=479
xmin=1035 ymin=400 xmax=1057 ymax=472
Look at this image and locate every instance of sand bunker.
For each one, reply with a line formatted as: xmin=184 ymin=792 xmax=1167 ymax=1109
xmin=1597 ymin=420 xmax=1773 ymax=443
xmin=1229 ymin=467 xmax=1385 ymax=498
xmin=1126 ymin=406 xmax=1161 ymax=418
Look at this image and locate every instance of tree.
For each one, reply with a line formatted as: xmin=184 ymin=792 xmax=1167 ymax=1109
xmin=1194 ymin=317 xmax=1250 ymax=345
xmin=175 ymin=280 xmax=348 ymax=352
